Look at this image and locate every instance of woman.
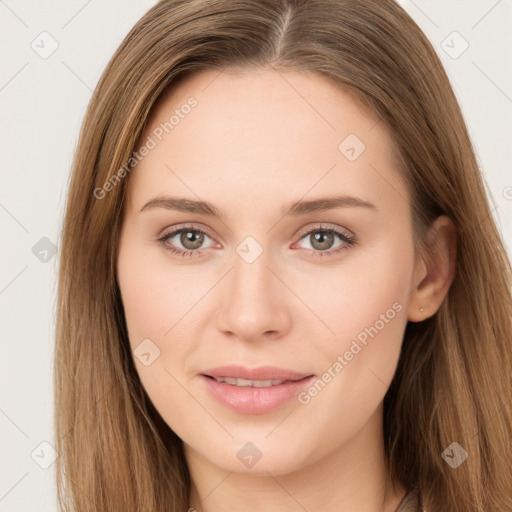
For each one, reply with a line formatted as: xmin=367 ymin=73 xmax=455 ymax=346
xmin=55 ymin=1 xmax=512 ymax=511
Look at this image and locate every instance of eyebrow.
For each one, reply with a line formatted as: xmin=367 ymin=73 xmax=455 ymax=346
xmin=139 ymin=195 xmax=377 ymax=218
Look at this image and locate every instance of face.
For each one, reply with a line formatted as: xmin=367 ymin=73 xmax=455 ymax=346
xmin=116 ymin=66 xmax=420 ymax=476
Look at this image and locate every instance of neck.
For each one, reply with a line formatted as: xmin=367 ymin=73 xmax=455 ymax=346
xmin=185 ymin=405 xmax=406 ymax=512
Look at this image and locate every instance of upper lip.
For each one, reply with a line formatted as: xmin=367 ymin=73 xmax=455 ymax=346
xmin=202 ymin=365 xmax=313 ymax=381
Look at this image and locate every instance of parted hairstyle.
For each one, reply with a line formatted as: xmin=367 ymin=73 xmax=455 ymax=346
xmin=55 ymin=0 xmax=512 ymax=510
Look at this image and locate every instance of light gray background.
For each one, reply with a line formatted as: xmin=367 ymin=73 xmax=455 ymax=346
xmin=1 ymin=1 xmax=511 ymax=510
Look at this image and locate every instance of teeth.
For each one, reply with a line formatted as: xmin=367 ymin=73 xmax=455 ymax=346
xmin=213 ymin=377 xmax=287 ymax=387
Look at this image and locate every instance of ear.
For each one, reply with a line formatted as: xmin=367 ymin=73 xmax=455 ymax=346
xmin=408 ymin=215 xmax=457 ymax=322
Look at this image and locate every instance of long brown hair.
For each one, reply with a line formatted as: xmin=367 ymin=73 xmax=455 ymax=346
xmin=55 ymin=1 xmax=512 ymax=510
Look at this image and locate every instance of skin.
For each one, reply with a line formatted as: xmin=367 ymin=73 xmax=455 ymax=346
xmin=116 ymin=66 xmax=456 ymax=512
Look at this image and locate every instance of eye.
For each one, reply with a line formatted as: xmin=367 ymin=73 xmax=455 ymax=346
xmin=157 ymin=225 xmax=216 ymax=257
xmin=293 ymin=224 xmax=356 ymax=258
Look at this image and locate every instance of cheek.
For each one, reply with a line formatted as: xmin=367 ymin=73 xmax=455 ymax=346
xmin=117 ymin=237 xmax=199 ymax=344
xmin=289 ymin=240 xmax=413 ymax=454
xmin=117 ymin=237 xmax=200 ymax=425
xmin=307 ymin=227 xmax=415 ymax=351
xmin=308 ymin=227 xmax=415 ymax=402
xmin=117 ymin=234 xmax=213 ymax=398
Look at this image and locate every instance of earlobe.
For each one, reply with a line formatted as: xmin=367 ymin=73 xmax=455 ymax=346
xmin=407 ymin=215 xmax=457 ymax=322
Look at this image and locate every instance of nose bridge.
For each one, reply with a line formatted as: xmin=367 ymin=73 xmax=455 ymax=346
xmin=232 ymin=243 xmax=273 ymax=301
xmin=216 ymin=239 xmax=290 ymax=339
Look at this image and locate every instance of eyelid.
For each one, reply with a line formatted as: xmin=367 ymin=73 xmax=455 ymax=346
xmin=294 ymin=222 xmax=354 ymax=241
xmin=158 ymin=222 xmax=217 ymax=242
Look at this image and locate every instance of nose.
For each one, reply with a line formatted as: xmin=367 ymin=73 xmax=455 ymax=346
xmin=215 ymin=246 xmax=292 ymax=343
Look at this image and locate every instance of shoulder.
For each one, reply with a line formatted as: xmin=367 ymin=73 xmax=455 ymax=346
xmin=395 ymin=489 xmax=425 ymax=512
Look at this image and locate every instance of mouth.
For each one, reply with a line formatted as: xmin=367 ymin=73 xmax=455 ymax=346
xmin=204 ymin=376 xmax=300 ymax=387
xmin=199 ymin=365 xmax=315 ymax=414
xmin=201 ymin=364 xmax=313 ymax=382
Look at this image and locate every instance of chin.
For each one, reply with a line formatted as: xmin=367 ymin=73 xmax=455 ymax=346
xmin=189 ymin=434 xmax=318 ymax=476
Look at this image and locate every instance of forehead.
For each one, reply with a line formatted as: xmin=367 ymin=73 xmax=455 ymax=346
xmin=124 ymin=66 xmax=406 ymax=216
xmin=147 ymin=66 xmax=381 ymax=143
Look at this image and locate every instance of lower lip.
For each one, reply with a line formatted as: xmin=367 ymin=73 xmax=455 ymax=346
xmin=200 ymin=375 xmax=315 ymax=414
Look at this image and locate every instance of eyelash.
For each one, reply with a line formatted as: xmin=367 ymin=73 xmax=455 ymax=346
xmin=156 ymin=223 xmax=357 ymax=259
